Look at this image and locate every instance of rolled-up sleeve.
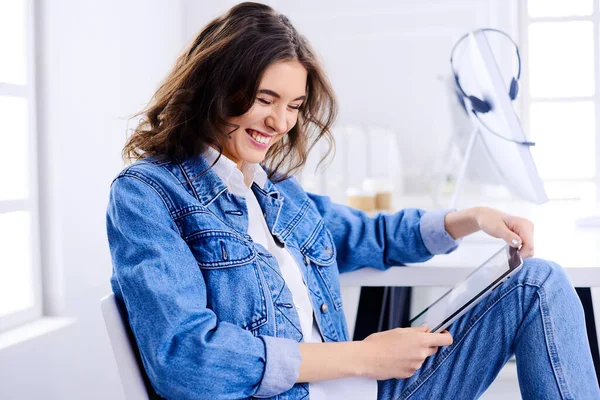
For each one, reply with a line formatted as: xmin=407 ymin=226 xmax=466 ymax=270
xmin=255 ymin=336 xmax=301 ymax=397
xmin=419 ymin=209 xmax=462 ymax=255
xmin=107 ymin=174 xmax=300 ymax=399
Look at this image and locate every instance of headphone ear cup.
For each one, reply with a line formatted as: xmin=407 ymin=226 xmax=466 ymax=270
xmin=509 ymin=78 xmax=519 ymax=100
xmin=469 ymin=96 xmax=492 ymax=114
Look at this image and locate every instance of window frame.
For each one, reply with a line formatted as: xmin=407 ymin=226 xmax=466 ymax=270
xmin=0 ymin=0 xmax=43 ymax=333
xmin=519 ymin=0 xmax=600 ymax=198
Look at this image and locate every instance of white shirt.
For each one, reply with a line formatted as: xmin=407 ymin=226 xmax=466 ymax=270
xmin=203 ymin=147 xmax=378 ymax=399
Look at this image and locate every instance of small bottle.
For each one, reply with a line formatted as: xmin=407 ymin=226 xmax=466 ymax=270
xmin=363 ymin=178 xmax=393 ymax=211
xmin=346 ymin=187 xmax=376 ymax=212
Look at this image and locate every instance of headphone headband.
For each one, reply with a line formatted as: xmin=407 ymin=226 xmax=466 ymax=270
xmin=450 ymin=28 xmax=534 ymax=147
xmin=450 ymin=28 xmax=521 ymax=106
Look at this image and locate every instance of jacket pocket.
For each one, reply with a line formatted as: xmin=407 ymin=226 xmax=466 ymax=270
xmin=186 ymin=230 xmax=267 ymax=332
xmin=300 ymin=221 xmax=336 ymax=266
xmin=187 ymin=230 xmax=256 ymax=268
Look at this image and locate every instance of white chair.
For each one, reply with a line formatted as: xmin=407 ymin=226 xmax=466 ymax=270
xmin=100 ymin=293 xmax=151 ymax=400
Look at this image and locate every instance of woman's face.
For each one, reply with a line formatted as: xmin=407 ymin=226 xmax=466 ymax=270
xmin=221 ymin=60 xmax=307 ymax=168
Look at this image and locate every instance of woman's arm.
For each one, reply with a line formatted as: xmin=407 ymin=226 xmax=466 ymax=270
xmin=443 ymin=207 xmax=480 ymax=240
xmin=445 ymin=206 xmax=535 ymax=257
xmin=306 ymin=190 xmax=460 ymax=273
xmin=297 ymin=327 xmax=454 ymax=382
xmin=107 ymin=174 xmax=301 ymax=399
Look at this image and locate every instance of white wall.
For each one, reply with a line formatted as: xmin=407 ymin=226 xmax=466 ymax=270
xmin=0 ymin=1 xmax=185 ymax=399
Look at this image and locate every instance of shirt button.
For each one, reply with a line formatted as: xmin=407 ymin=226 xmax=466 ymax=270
xmin=304 ymin=256 xmax=310 ymax=265
xmin=295 ymin=305 xmax=300 ymax=311
xmin=320 ymin=303 xmax=329 ymax=313
xmin=263 ymin=211 xmax=267 ymax=218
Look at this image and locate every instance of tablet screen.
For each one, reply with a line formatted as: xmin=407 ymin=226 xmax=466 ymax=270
xmin=409 ymin=246 xmax=520 ymax=332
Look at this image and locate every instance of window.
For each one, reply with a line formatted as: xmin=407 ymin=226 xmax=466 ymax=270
xmin=0 ymin=0 xmax=42 ymax=332
xmin=522 ymin=0 xmax=599 ymax=200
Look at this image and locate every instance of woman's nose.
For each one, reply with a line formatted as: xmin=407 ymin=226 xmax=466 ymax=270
xmin=266 ymin=107 xmax=287 ymax=134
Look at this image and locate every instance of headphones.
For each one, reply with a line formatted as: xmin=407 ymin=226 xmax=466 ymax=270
xmin=451 ymin=28 xmax=521 ymax=113
xmin=450 ymin=28 xmax=534 ymax=147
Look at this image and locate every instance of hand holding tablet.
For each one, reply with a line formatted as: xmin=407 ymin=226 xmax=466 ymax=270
xmin=410 ymin=245 xmax=523 ymax=333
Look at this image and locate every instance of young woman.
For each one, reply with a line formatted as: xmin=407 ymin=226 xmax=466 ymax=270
xmin=106 ymin=3 xmax=599 ymax=399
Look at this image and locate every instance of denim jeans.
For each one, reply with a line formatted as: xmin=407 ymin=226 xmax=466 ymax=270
xmin=377 ymin=258 xmax=600 ymax=399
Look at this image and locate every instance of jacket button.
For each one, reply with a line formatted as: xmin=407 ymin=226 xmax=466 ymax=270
xmin=325 ymin=247 xmax=332 ymax=256
xmin=320 ymin=303 xmax=329 ymax=313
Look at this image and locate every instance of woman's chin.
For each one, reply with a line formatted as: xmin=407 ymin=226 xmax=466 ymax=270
xmin=242 ymin=147 xmax=269 ymax=163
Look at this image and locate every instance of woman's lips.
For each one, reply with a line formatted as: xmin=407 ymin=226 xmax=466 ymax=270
xmin=246 ymin=129 xmax=272 ymax=147
xmin=246 ymin=129 xmax=272 ymax=137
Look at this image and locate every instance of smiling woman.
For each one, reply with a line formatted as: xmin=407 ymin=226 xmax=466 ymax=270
xmin=122 ymin=2 xmax=336 ymax=182
xmin=223 ymin=60 xmax=308 ymax=166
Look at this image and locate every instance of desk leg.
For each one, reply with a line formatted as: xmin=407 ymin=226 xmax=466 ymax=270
xmin=576 ymin=287 xmax=600 ymax=385
xmin=351 ymin=287 xmax=413 ymax=341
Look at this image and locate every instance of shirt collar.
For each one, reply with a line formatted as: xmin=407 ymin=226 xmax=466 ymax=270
xmin=202 ymin=146 xmax=268 ymax=195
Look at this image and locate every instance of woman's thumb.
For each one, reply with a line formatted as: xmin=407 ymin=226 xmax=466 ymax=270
xmin=504 ymin=230 xmax=521 ymax=248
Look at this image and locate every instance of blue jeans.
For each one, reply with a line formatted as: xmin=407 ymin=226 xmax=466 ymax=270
xmin=377 ymin=258 xmax=600 ymax=399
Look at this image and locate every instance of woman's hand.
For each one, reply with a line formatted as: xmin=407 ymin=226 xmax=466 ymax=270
xmin=358 ymin=326 xmax=453 ymax=380
xmin=474 ymin=207 xmax=535 ymax=258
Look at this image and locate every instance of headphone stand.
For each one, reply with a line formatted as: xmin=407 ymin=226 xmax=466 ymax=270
xmin=433 ymin=126 xmax=479 ymax=210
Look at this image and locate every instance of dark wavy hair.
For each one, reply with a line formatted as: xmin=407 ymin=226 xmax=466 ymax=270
xmin=123 ymin=2 xmax=337 ymax=182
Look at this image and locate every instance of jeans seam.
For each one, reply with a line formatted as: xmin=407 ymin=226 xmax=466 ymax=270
xmin=536 ymin=285 xmax=573 ymax=399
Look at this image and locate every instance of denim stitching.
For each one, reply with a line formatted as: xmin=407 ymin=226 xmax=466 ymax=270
xmin=256 ymin=254 xmax=286 ymax=306
xmin=276 ymin=304 xmax=304 ymax=340
xmin=537 ymin=285 xmax=573 ymax=399
xmin=314 ymin=265 xmax=343 ymax=310
xmin=280 ymin=199 xmax=311 ymax=241
xmin=177 ymin=162 xmax=201 ymax=202
xmin=300 ymin=220 xmax=323 ymax=253
xmin=171 ymin=206 xmax=209 ymax=220
xmin=119 ymin=172 xmax=175 ymax=213
xmin=252 ymin=260 xmax=267 ymax=327
xmin=184 ymin=229 xmax=245 ymax=242
xmin=300 ymin=222 xmax=337 ymax=266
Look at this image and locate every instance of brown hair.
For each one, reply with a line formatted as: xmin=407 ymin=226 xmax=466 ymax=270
xmin=123 ymin=2 xmax=337 ymax=182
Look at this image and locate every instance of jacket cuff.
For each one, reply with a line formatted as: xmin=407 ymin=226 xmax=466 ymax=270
xmin=254 ymin=336 xmax=301 ymax=397
xmin=419 ymin=209 xmax=461 ymax=255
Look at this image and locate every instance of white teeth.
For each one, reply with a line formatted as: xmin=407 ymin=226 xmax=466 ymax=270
xmin=249 ymin=130 xmax=271 ymax=145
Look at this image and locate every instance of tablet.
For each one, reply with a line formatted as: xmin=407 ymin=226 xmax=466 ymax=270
xmin=409 ymin=245 xmax=523 ymax=333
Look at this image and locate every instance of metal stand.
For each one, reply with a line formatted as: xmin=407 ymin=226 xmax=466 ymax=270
xmin=433 ymin=127 xmax=479 ymax=209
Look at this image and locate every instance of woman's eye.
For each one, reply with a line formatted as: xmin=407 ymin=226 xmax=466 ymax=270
xmin=289 ymin=104 xmax=302 ymax=111
xmin=257 ymin=98 xmax=272 ymax=105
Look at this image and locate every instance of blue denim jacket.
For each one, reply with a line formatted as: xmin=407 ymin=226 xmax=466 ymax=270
xmin=106 ymin=155 xmax=460 ymax=400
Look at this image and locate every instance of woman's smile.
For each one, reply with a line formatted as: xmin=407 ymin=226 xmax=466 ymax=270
xmin=246 ymin=128 xmax=274 ymax=148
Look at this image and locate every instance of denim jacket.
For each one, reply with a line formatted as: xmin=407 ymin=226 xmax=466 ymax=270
xmin=106 ymin=154 xmax=460 ymax=400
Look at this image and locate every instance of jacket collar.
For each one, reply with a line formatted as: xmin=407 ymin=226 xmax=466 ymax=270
xmin=179 ymin=153 xmax=310 ymax=243
xmin=178 ymin=152 xmax=281 ymax=207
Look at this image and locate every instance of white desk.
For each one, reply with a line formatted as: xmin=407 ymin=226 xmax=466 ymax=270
xmin=340 ymin=233 xmax=600 ymax=288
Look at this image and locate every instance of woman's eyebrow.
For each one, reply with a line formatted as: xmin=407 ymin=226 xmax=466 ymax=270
xmin=258 ymin=89 xmax=306 ymax=101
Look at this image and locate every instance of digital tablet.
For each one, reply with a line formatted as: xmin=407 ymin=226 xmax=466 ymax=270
xmin=409 ymin=245 xmax=523 ymax=333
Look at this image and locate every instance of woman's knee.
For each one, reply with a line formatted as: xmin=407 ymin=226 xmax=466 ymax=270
xmin=519 ymin=257 xmax=570 ymax=287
